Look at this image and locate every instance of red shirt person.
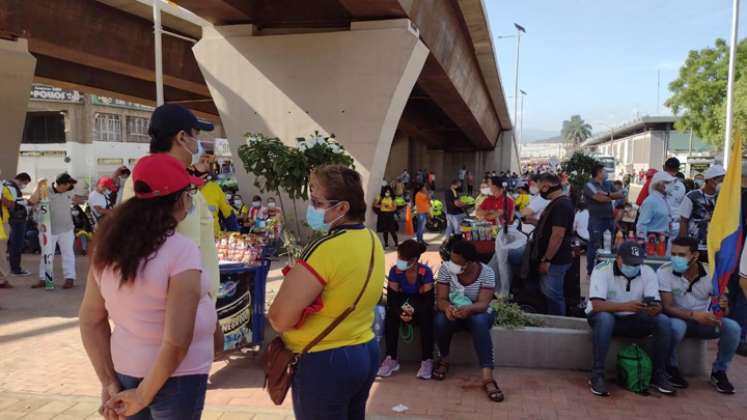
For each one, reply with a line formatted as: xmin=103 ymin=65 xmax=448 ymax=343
xmin=477 ymin=176 xmax=514 ymax=225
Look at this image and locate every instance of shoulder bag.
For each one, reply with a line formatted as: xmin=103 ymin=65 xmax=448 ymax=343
xmin=263 ymin=229 xmax=376 ymax=405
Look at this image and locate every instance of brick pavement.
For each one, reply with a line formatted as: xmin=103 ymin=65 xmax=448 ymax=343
xmin=2 ymin=244 xmax=747 ymax=419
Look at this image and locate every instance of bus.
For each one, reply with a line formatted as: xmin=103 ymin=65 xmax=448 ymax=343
xmin=596 ymin=156 xmax=617 ymax=180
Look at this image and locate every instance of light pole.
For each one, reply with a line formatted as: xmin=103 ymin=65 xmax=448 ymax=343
xmin=512 ymin=24 xmax=526 ymax=133
xmin=520 ymin=91 xmax=526 ymax=145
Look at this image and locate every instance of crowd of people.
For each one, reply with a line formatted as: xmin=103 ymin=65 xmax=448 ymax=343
xmin=3 ymin=102 xmax=747 ymax=418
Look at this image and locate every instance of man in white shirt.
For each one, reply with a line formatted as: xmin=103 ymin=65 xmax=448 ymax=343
xmin=586 ymin=241 xmax=675 ymax=397
xmin=663 ymin=158 xmax=686 ymax=235
xmin=88 ymin=177 xmax=114 ymax=224
xmin=659 ymin=237 xmax=739 ymax=394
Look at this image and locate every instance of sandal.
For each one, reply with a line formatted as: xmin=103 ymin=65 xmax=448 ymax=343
xmin=483 ymin=380 xmax=504 ymax=402
xmin=432 ymin=359 xmax=449 ymax=381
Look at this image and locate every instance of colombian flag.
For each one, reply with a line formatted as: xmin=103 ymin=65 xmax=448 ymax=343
xmin=707 ymin=131 xmax=743 ymax=315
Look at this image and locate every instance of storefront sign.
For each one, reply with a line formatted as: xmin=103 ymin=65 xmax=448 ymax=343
xmin=90 ymin=95 xmax=154 ymax=112
xmin=29 ymin=85 xmax=83 ymax=103
xmin=97 ymin=158 xmax=124 ymax=166
xmin=19 ymin=150 xmax=66 ymax=157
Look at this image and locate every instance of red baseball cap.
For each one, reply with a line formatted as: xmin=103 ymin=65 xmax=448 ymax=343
xmin=97 ymin=176 xmax=117 ymax=192
xmin=133 ymin=154 xmax=204 ymax=199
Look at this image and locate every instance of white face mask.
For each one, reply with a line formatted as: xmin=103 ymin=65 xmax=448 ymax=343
xmin=480 ymin=187 xmax=491 ymax=195
xmin=716 ymin=182 xmax=723 ymax=192
xmin=252 ymin=201 xmax=261 ymax=208
xmin=267 ymin=202 xmax=276 ymax=209
xmin=530 ymin=185 xmax=539 ymax=195
xmin=445 ymin=260 xmax=464 ymax=275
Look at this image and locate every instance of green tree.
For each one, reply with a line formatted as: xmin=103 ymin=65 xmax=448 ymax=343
xmin=561 ymin=151 xmax=599 ymax=205
xmin=665 ymin=38 xmax=747 ymax=149
xmin=561 ymin=115 xmax=593 ymax=145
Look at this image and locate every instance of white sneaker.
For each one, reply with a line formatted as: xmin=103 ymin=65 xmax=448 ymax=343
xmin=416 ymin=359 xmax=433 ymax=380
xmin=377 ymin=356 xmax=400 ymax=377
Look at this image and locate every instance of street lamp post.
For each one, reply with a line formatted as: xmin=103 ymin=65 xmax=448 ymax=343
xmin=512 ymin=23 xmax=526 ymax=134
xmin=519 ymin=89 xmax=527 ymax=145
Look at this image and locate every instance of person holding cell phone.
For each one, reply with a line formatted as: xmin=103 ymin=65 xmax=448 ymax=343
xmin=585 ymin=241 xmax=675 ymax=397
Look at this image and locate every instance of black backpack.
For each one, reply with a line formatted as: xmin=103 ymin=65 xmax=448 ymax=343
xmin=3 ymin=181 xmax=28 ymax=224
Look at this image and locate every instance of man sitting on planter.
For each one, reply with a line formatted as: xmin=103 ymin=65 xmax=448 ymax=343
xmin=658 ymin=236 xmax=739 ymax=394
xmin=585 ymin=241 xmax=675 ymax=397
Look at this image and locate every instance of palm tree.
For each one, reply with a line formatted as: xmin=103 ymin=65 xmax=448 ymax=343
xmin=561 ymin=115 xmax=593 ymax=146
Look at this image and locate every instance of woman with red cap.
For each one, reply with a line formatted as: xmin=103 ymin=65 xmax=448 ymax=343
xmin=79 ymin=153 xmax=218 ymax=419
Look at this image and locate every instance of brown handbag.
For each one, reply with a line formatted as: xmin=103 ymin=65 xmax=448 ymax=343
xmin=263 ymin=230 xmax=377 ymax=405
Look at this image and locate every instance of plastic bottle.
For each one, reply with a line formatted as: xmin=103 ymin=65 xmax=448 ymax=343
xmin=603 ymin=230 xmax=612 ymax=253
xmin=646 ymin=235 xmax=656 ymax=256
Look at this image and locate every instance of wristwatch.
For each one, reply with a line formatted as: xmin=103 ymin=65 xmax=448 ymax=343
xmin=541 ymin=256 xmax=551 ymax=263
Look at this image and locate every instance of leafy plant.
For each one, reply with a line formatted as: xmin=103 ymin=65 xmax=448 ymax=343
xmin=561 ymin=151 xmax=600 ymax=205
xmin=491 ymin=301 xmax=544 ymax=329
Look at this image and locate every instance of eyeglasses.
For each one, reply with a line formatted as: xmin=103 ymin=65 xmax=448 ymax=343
xmin=310 ymin=197 xmax=340 ymax=209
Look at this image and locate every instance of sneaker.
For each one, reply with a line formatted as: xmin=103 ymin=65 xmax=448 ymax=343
xmin=11 ymin=270 xmax=31 ymax=277
xmin=666 ymin=366 xmax=689 ymax=389
xmin=736 ymin=342 xmax=747 ymax=357
xmin=416 ymin=359 xmax=433 ymax=380
xmin=651 ymin=372 xmax=677 ymax=395
xmin=588 ymin=374 xmax=609 ymax=397
xmin=710 ymin=371 xmax=735 ymax=394
xmin=377 ymin=356 xmax=400 ymax=377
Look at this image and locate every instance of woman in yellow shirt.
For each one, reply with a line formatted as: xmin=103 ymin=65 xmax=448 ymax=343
xmin=268 ymin=165 xmax=384 ymax=420
xmin=374 ymin=185 xmax=399 ymax=248
xmin=514 ymin=184 xmax=530 ymax=212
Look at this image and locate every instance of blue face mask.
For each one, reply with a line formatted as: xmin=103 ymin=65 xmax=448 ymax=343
xmin=306 ymin=203 xmax=342 ymax=232
xmin=671 ymin=256 xmax=690 ymax=274
xmin=396 ymin=259 xmax=412 ymax=271
xmin=620 ymin=264 xmax=640 ymax=278
xmin=182 ymin=133 xmax=203 ymax=166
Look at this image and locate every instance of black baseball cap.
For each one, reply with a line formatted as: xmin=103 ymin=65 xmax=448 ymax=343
xmin=148 ymin=104 xmax=214 ymax=138
xmin=56 ymin=173 xmax=77 ymax=185
xmin=618 ymin=241 xmax=644 ymax=266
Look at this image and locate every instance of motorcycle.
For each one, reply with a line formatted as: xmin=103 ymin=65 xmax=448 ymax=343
xmin=426 ymin=199 xmax=446 ymax=232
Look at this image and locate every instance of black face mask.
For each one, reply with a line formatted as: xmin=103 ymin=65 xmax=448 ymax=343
xmin=188 ymin=168 xmax=212 ymax=181
xmin=540 ymin=185 xmax=562 ymax=200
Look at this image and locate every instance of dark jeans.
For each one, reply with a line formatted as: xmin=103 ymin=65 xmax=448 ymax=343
xmin=728 ymin=273 xmax=747 ymax=342
xmin=434 ymin=310 xmax=496 ymax=369
xmin=540 ymin=263 xmax=572 ymax=316
xmin=9 ymin=221 xmax=25 ymax=272
xmin=587 ymin=217 xmax=616 ymax=275
xmin=587 ymin=311 xmax=671 ymax=376
xmin=116 ymin=373 xmax=207 ymax=420
xmin=382 ymin=231 xmax=399 ymax=247
xmin=384 ymin=288 xmax=434 ymax=361
xmin=292 ymin=339 xmax=379 ymax=420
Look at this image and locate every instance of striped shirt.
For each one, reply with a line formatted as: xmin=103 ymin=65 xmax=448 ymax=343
xmin=436 ymin=263 xmax=496 ymax=302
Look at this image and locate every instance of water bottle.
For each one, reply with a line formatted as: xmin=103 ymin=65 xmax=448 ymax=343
xmin=603 ymin=230 xmax=612 ymax=253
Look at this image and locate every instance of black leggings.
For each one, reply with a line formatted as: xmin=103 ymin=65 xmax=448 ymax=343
xmin=382 ymin=231 xmax=399 ymax=247
xmin=384 ymin=288 xmax=435 ymax=361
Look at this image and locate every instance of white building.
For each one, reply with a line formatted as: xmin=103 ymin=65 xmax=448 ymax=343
xmin=18 ymin=84 xmax=224 ymax=191
xmin=580 ymin=116 xmax=715 ymax=178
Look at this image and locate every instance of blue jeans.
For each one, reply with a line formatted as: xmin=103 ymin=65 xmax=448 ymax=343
xmin=670 ymin=317 xmax=740 ymax=372
xmin=115 ymin=373 xmax=207 ymax=420
xmin=416 ymin=213 xmax=427 ymax=243
xmin=8 ymin=221 xmax=25 ymax=272
xmin=587 ymin=311 xmax=671 ymax=376
xmin=292 ymin=339 xmax=379 ymax=420
xmin=540 ymin=263 xmax=572 ymax=316
xmin=445 ymin=213 xmax=465 ymax=238
xmin=587 ymin=217 xmax=615 ymax=275
xmin=434 ymin=310 xmax=496 ymax=368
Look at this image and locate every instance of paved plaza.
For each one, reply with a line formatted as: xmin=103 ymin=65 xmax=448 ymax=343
xmin=2 ymin=245 xmax=747 ymax=420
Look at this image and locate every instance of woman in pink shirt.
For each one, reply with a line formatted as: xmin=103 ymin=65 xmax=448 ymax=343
xmin=79 ymin=153 xmax=217 ymax=419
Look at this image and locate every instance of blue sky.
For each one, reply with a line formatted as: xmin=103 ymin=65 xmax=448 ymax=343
xmin=484 ymin=0 xmax=747 ymax=140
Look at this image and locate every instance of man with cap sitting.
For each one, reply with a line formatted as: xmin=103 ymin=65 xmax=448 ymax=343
xmin=28 ymin=173 xmax=80 ymax=289
xmin=658 ymin=236 xmax=739 ymax=394
xmin=637 ymin=171 xmax=675 ymax=250
xmin=120 ymin=104 xmax=221 ymax=299
xmin=678 ymin=165 xmax=725 ymax=257
xmin=586 ymin=241 xmax=675 ymax=397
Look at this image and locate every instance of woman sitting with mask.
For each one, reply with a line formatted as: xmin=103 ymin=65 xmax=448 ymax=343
xmin=433 ymin=240 xmax=503 ymax=402
xmin=378 ymin=240 xmax=434 ymax=379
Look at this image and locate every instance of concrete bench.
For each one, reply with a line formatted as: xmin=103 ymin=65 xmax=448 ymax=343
xmin=390 ymin=314 xmax=708 ymax=377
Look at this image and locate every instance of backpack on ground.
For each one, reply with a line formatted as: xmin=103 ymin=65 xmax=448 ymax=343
xmin=616 ymin=344 xmax=652 ymax=394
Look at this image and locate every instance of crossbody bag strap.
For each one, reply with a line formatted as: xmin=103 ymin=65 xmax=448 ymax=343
xmin=301 ymin=229 xmax=376 ymax=354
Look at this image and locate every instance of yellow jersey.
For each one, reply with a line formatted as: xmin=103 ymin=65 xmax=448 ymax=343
xmin=199 ymin=180 xmax=235 ymax=235
xmin=282 ymin=225 xmax=384 ymax=353
xmin=514 ymin=192 xmax=530 ymax=211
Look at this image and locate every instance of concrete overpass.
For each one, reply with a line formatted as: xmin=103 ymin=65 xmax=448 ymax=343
xmin=1 ymin=0 xmax=518 ymax=209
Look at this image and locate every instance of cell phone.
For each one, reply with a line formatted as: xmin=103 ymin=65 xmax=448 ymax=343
xmin=642 ymin=296 xmax=656 ymax=306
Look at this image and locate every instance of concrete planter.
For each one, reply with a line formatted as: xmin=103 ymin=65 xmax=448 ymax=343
xmin=393 ymin=314 xmax=708 ymax=377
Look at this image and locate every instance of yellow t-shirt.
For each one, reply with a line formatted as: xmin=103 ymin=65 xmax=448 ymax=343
xmin=1 ymin=185 xmax=14 ymax=224
xmin=122 ymin=165 xmax=220 ymax=299
xmin=282 ymin=226 xmax=384 ymax=353
xmin=379 ymin=196 xmax=396 ymax=213
xmin=200 ymin=180 xmax=234 ymax=235
xmin=514 ymin=192 xmax=530 ymax=211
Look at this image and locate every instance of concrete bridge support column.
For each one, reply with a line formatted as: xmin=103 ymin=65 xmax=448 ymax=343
xmin=0 ymin=38 xmax=36 ymax=177
xmin=193 ymin=20 xmax=428 ymax=227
